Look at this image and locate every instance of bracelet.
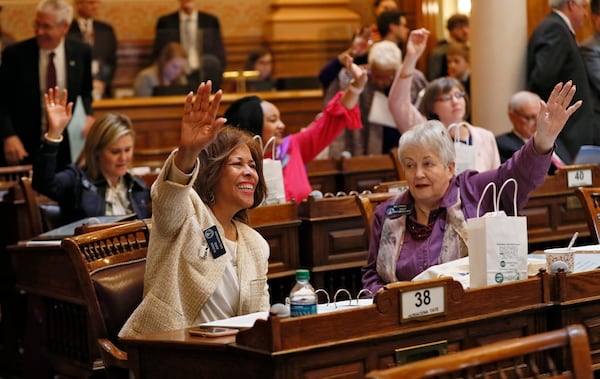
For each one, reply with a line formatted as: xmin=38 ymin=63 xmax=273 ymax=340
xmin=347 ymin=85 xmax=363 ymax=94
xmin=44 ymin=132 xmax=63 ymax=144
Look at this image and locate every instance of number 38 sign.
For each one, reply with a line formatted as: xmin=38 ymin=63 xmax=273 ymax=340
xmin=400 ymin=284 xmax=447 ymax=322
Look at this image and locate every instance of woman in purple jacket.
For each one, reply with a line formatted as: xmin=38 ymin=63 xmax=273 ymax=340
xmin=362 ymin=81 xmax=581 ymax=293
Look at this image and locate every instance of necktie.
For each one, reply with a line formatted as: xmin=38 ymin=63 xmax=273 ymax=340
xmin=183 ymin=17 xmax=193 ymax=51
xmin=47 ymin=51 xmax=56 ymax=90
xmin=83 ymin=20 xmax=94 ymax=45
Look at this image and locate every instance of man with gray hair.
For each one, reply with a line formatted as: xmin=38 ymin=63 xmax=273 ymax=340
xmin=527 ymin=0 xmax=599 ymax=158
xmin=496 ymin=90 xmax=571 ymax=174
xmin=0 ymin=0 xmax=93 ymax=170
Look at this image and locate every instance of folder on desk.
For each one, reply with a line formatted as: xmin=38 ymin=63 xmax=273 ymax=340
xmin=30 ymin=214 xmax=136 ymax=241
xmin=573 ymin=145 xmax=600 ymax=165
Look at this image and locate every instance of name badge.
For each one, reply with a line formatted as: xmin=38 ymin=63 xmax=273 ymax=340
xmin=386 ymin=204 xmax=412 ymax=218
xmin=203 ymin=225 xmax=226 ymax=259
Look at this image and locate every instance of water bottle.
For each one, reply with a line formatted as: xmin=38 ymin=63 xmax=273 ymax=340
xmin=289 ymin=269 xmax=317 ymax=317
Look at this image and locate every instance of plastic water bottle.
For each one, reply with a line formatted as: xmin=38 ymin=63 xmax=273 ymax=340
xmin=289 ymin=269 xmax=317 ymax=317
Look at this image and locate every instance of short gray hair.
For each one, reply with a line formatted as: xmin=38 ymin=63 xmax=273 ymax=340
xmin=37 ymin=0 xmax=73 ymax=26
xmin=397 ymin=120 xmax=456 ymax=167
xmin=508 ymin=91 xmax=541 ymax=112
xmin=368 ymin=40 xmax=402 ymax=70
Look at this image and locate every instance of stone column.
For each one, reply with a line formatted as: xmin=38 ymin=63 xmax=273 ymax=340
xmin=470 ymin=0 xmax=527 ymax=135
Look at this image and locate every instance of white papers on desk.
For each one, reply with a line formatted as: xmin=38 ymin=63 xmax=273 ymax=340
xmin=412 ymin=256 xmax=549 ymax=289
xmin=368 ymin=91 xmax=396 ymax=128
xmin=199 ymin=311 xmax=269 ymax=329
xmin=317 ymin=298 xmax=373 ymax=314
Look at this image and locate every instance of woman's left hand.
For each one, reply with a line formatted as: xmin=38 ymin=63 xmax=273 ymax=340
xmin=534 ymin=81 xmax=582 ymax=154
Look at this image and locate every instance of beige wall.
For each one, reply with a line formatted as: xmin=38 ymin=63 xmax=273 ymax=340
xmin=0 ymin=0 xmax=376 ymax=42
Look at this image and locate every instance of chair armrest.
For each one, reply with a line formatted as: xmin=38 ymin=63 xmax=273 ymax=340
xmin=98 ymin=338 xmax=128 ymax=367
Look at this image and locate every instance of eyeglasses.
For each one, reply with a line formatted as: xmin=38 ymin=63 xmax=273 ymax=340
xmin=435 ymin=92 xmax=466 ymax=103
xmin=513 ymin=110 xmax=537 ymax=123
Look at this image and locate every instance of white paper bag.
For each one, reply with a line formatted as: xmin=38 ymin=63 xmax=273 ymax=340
xmin=467 ymin=178 xmax=528 ymax=288
xmin=448 ymin=122 xmax=476 ymax=174
xmin=255 ymin=136 xmax=286 ymax=205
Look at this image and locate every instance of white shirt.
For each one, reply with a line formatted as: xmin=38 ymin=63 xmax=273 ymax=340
xmin=179 ymin=11 xmax=199 ymax=72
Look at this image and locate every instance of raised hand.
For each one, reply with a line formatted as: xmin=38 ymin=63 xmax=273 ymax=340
xmin=534 ymin=81 xmax=582 ymax=154
xmin=405 ymin=28 xmax=431 ymax=65
xmin=44 ymin=87 xmax=73 ymax=139
xmin=346 ymin=58 xmax=368 ymax=90
xmin=175 ymin=81 xmax=227 ymax=173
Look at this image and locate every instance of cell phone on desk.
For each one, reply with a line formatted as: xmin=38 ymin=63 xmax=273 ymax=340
xmin=188 ymin=326 xmax=239 ymax=338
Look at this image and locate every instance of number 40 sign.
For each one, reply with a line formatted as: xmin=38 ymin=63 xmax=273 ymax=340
xmin=400 ymin=284 xmax=447 ymax=322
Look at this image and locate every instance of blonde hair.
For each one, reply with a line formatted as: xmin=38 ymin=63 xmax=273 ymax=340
xmin=76 ymin=113 xmax=134 ymax=179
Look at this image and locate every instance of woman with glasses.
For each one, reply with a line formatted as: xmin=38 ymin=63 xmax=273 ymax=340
xmin=363 ymin=81 xmax=581 ymax=291
xmin=388 ymin=28 xmax=500 ymax=172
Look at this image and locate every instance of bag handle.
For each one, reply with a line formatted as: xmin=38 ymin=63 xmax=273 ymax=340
xmin=476 ymin=182 xmax=497 ymax=217
xmin=447 ymin=122 xmax=470 ymax=144
xmin=496 ymin=178 xmax=518 ymax=216
xmin=253 ymin=135 xmax=278 ymax=159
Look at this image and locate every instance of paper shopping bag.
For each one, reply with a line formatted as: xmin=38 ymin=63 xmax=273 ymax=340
xmin=448 ymin=122 xmax=476 ymax=174
xmin=467 ymin=178 xmax=528 ymax=288
xmin=254 ymin=136 xmax=286 ymax=205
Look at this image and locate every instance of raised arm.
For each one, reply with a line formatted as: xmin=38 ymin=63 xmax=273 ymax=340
xmin=174 ymin=81 xmax=227 ymax=173
xmin=533 ymin=81 xmax=582 ymax=154
xmin=340 ymin=56 xmax=368 ymax=110
xmin=388 ymin=28 xmax=430 ymax=133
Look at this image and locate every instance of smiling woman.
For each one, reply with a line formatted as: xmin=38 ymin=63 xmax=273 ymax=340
xmin=119 ymin=81 xmax=271 ymax=338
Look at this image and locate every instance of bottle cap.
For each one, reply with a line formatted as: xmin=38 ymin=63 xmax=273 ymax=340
xmin=296 ymin=269 xmax=310 ymax=281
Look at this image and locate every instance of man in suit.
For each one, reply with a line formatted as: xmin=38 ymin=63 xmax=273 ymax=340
xmin=580 ymin=0 xmax=600 ymax=115
xmin=0 ymin=0 xmax=94 ymax=170
xmin=527 ymin=0 xmax=599 ymax=158
xmin=67 ymin=0 xmax=117 ymax=99
xmin=152 ymin=0 xmax=226 ymax=91
xmin=426 ymin=13 xmax=469 ymax=81
xmin=496 ymin=91 xmax=570 ymax=175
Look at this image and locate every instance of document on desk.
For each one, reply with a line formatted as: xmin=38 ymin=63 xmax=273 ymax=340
xmin=199 ymin=311 xmax=269 ymax=329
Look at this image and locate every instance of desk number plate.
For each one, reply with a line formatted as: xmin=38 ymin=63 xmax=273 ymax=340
xmin=567 ymin=169 xmax=592 ymax=188
xmin=400 ymin=284 xmax=446 ymax=322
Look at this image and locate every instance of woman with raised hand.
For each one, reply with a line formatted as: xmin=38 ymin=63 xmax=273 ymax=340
xmin=32 ymin=87 xmax=150 ymax=225
xmin=388 ymin=28 xmax=500 ymax=172
xmin=363 ymin=81 xmax=581 ymax=293
xmin=120 ymin=81 xmax=270 ymax=337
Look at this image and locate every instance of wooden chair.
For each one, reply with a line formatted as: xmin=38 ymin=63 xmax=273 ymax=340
xmin=18 ymin=176 xmax=61 ymax=238
xmin=575 ymin=187 xmax=600 ymax=244
xmin=389 ymin=147 xmax=405 ymax=180
xmin=354 ymin=192 xmax=396 ymax=242
xmin=366 ymin=324 xmax=593 ymax=379
xmin=0 ymin=164 xmax=32 ymax=185
xmin=57 ymin=219 xmax=151 ymax=378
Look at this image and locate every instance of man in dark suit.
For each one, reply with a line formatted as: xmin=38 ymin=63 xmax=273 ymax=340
xmin=496 ymin=91 xmax=571 ymax=175
xmin=67 ymin=0 xmax=117 ymax=99
xmin=527 ymin=0 xmax=599 ymax=158
xmin=0 ymin=0 xmax=93 ymax=170
xmin=152 ymin=0 xmax=226 ymax=91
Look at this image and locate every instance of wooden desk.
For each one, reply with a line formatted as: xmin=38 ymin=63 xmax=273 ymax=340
xmin=551 ymin=269 xmax=600 ymax=370
xmin=123 ymin=275 xmax=552 ymax=379
xmin=93 ymin=90 xmax=323 ymax=166
xmin=522 ymin=165 xmax=600 ymax=246
xmin=298 ymin=195 xmax=367 ymax=295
